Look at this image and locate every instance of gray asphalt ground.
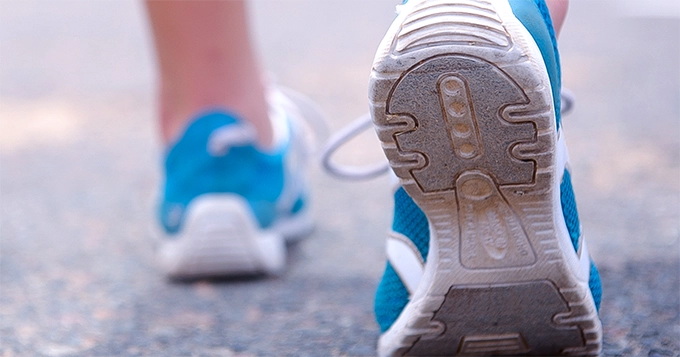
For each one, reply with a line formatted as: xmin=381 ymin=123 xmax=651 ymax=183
xmin=1 ymin=1 xmax=678 ymax=356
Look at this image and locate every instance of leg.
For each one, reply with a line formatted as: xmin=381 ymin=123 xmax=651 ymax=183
xmin=146 ymin=0 xmax=272 ymax=147
xmin=547 ymin=0 xmax=569 ymax=37
xmin=147 ymin=1 xmax=316 ymax=278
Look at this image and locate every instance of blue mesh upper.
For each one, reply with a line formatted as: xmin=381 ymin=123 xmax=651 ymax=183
xmin=375 ymin=187 xmax=430 ymax=332
xmin=160 ymin=111 xmax=292 ymax=234
xmin=560 ymin=169 xmax=581 ymax=251
xmin=589 ymin=261 xmax=602 ymax=312
xmin=375 ymin=262 xmax=411 ymax=332
xmin=534 ymin=0 xmax=562 ymax=93
xmin=392 ymin=187 xmax=430 ymax=261
xmin=508 ymin=0 xmax=562 ymax=128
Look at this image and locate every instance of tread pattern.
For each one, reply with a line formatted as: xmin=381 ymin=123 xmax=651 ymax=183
xmin=370 ymin=0 xmax=602 ymax=355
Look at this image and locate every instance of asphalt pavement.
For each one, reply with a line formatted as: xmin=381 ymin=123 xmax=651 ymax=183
xmin=0 ymin=1 xmax=678 ymax=356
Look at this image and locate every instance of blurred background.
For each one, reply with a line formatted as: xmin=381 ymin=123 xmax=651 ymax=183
xmin=0 ymin=1 xmax=678 ymax=356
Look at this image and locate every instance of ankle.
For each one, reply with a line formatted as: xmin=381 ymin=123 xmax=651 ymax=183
xmin=158 ymin=90 xmax=274 ymax=148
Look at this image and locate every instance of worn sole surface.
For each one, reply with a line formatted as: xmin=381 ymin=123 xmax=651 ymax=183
xmin=369 ymin=0 xmax=601 ymax=356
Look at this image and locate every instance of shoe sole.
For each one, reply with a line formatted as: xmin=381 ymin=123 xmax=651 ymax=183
xmin=369 ymin=0 xmax=601 ymax=355
xmin=156 ymin=194 xmax=313 ymax=278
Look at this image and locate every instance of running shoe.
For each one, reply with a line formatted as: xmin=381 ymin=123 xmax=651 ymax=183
xmin=369 ymin=0 xmax=602 ymax=355
xmin=156 ymin=89 xmax=316 ymax=278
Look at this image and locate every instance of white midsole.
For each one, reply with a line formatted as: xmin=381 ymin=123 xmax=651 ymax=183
xmin=154 ymin=194 xmax=313 ymax=278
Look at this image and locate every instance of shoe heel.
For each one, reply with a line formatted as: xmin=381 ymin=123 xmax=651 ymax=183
xmin=157 ymin=195 xmax=286 ymax=278
xmin=370 ymin=0 xmax=601 ymax=355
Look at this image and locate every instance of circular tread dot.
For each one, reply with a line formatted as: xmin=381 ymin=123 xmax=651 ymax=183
xmin=460 ymin=178 xmax=493 ymax=200
xmin=442 ymin=78 xmax=462 ymax=94
xmin=453 ymin=123 xmax=471 ymax=137
xmin=448 ymin=102 xmax=467 ymax=117
xmin=458 ymin=143 xmax=476 ymax=158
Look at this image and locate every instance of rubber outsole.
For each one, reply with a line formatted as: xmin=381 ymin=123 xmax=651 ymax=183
xmin=369 ymin=1 xmax=601 ymax=355
xmin=156 ymin=194 xmax=313 ymax=279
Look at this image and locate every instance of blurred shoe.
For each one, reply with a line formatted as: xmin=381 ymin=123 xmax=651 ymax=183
xmin=156 ymin=89 xmax=316 ymax=278
xmin=369 ymin=0 xmax=602 ymax=355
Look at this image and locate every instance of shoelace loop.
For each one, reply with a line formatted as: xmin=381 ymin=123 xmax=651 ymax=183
xmin=321 ymin=113 xmax=390 ymax=180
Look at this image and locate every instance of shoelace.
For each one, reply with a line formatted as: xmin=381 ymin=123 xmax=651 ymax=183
xmin=273 ymin=86 xmax=330 ymax=157
xmin=321 ymin=89 xmax=576 ymax=180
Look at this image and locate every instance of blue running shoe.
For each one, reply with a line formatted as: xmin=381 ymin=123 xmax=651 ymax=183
xmin=156 ymin=89 xmax=316 ymax=278
xmin=369 ymin=0 xmax=602 ymax=355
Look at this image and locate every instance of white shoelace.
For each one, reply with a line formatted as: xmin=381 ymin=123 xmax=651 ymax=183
xmin=321 ymin=89 xmax=576 ymax=180
xmin=273 ymin=86 xmax=330 ymax=157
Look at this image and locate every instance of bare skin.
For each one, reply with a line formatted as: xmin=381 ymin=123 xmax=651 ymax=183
xmin=146 ymin=0 xmax=568 ymax=147
xmin=546 ymin=0 xmax=569 ymax=38
xmin=146 ymin=0 xmax=272 ymax=147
